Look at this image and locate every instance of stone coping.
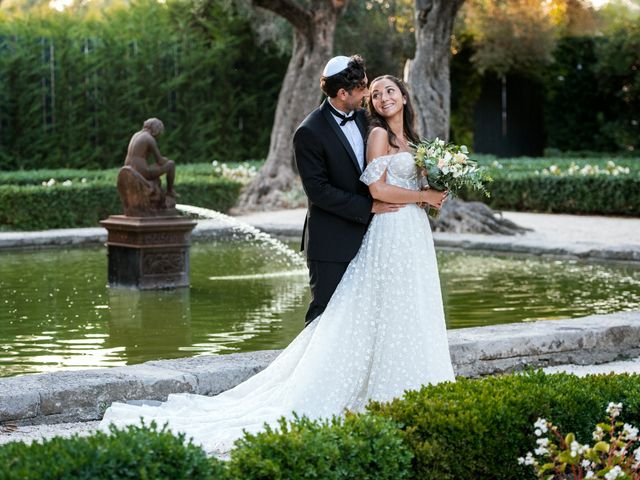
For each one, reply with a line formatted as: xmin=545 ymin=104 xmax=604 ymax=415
xmin=1 ymin=310 xmax=639 ymax=426
xmin=1 ymin=220 xmax=639 ymax=263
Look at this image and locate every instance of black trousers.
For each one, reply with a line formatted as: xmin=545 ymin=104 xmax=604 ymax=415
xmin=305 ymin=260 xmax=349 ymax=327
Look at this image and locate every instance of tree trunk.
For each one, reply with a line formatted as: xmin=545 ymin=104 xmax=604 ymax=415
xmin=405 ymin=0 xmax=465 ymax=140
xmin=407 ymin=1 xmax=529 ymax=235
xmin=431 ymin=198 xmax=530 ymax=235
xmin=236 ymin=0 xmax=344 ymax=211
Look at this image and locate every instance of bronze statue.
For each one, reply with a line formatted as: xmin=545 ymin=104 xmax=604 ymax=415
xmin=117 ymin=118 xmax=179 ymax=217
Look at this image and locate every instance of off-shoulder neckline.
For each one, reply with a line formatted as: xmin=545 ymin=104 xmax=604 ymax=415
xmin=370 ymin=151 xmax=413 ymax=162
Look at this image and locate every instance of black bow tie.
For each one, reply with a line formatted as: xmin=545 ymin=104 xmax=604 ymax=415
xmin=327 ymin=103 xmax=356 ymax=126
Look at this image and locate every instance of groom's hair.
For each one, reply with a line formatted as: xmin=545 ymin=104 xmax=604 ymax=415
xmin=320 ymin=55 xmax=367 ymax=98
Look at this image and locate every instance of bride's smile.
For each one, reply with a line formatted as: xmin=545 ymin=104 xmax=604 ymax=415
xmin=370 ymin=78 xmax=406 ymax=118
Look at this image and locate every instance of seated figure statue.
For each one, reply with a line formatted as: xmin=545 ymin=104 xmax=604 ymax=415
xmin=117 ymin=118 xmax=179 ymax=217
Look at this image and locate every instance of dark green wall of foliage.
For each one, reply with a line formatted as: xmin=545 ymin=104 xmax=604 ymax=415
xmin=452 ymin=25 xmax=639 ymax=154
xmin=0 ymin=0 xmax=288 ymax=170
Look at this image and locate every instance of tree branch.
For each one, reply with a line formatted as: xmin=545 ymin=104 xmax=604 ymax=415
xmin=253 ymin=0 xmax=312 ymax=33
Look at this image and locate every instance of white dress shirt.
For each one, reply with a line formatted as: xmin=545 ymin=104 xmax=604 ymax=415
xmin=328 ymin=99 xmax=365 ymax=171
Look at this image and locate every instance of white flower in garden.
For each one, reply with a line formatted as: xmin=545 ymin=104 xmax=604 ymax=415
xmin=549 ymin=165 xmax=560 ymax=175
xmin=437 ymin=138 xmax=445 ymax=147
xmin=568 ymin=162 xmax=579 ymax=175
xmin=580 ymin=165 xmax=596 ymax=176
xmin=570 ymin=440 xmax=581 ymax=457
xmin=635 ymin=447 xmax=640 ymax=462
xmin=536 ymin=438 xmax=549 ymax=447
xmin=606 ymin=402 xmax=623 ymax=418
xmin=605 ymin=465 xmax=624 ymax=480
xmin=594 ymin=425 xmax=604 ymax=440
xmin=622 ymin=423 xmax=639 ymax=441
xmin=534 ymin=437 xmax=550 ymax=455
xmin=534 ymin=446 xmax=549 ymax=456
xmin=534 ymin=418 xmax=548 ymax=435
xmin=46 ymin=178 xmax=56 ymax=187
xmin=62 ymin=180 xmax=72 ymax=186
xmin=581 ymin=459 xmax=591 ymax=468
xmin=81 ymin=178 xmax=87 ymax=183
xmin=518 ymin=452 xmax=535 ymax=465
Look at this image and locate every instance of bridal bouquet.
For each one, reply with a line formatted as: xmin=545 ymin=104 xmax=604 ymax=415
xmin=411 ymin=138 xmax=491 ymax=218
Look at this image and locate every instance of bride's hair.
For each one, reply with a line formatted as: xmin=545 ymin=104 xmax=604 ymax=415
xmin=367 ymin=75 xmax=419 ymax=150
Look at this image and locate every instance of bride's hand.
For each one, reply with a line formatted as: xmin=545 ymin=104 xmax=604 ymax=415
xmin=372 ymin=200 xmax=405 ymax=214
xmin=424 ymin=189 xmax=447 ymax=209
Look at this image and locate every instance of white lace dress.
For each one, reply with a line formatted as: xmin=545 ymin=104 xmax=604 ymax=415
xmin=100 ymin=152 xmax=455 ymax=454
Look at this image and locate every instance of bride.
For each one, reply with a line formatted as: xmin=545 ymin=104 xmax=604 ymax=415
xmin=100 ymin=75 xmax=455 ymax=454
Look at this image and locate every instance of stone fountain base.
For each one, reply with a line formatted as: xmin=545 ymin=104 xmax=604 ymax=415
xmin=100 ymin=215 xmax=197 ymax=289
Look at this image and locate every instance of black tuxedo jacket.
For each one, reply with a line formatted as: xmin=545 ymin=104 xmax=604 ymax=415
xmin=293 ymin=99 xmax=373 ymax=263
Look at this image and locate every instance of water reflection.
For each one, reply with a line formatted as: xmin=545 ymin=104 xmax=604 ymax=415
xmin=107 ymin=288 xmax=192 ymax=364
xmin=0 ymin=242 xmax=639 ymax=377
xmin=439 ymin=253 xmax=640 ymax=328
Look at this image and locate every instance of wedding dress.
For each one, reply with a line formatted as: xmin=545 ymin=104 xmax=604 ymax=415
xmin=100 ymin=151 xmax=455 ymax=454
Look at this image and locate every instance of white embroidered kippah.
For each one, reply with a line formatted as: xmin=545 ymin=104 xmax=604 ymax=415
xmin=322 ymin=56 xmax=350 ymax=77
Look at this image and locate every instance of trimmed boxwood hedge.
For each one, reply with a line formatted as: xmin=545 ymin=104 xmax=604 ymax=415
xmin=0 ymin=178 xmax=242 ymax=230
xmin=463 ymin=174 xmax=640 ymax=216
xmin=0 ymin=422 xmax=227 ymax=480
xmin=368 ymin=371 xmax=640 ymax=480
xmin=3 ymin=372 xmax=640 ymax=479
xmin=226 ymin=413 xmax=412 ymax=480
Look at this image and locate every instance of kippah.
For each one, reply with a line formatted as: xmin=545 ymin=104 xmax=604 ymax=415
xmin=322 ymin=56 xmax=350 ymax=77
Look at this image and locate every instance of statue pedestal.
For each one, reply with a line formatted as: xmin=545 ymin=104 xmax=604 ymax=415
xmin=100 ymin=215 xmax=197 ymax=290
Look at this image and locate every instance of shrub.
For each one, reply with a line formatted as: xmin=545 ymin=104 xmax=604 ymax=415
xmin=464 ymin=156 xmax=640 ymax=215
xmin=227 ymin=413 xmax=413 ymax=480
xmin=464 ymin=174 xmax=640 ymax=216
xmin=368 ymin=371 xmax=640 ymax=480
xmin=0 ymin=177 xmax=242 ymax=230
xmin=4 ymin=374 xmax=640 ymax=479
xmin=0 ymin=422 xmax=227 ymax=480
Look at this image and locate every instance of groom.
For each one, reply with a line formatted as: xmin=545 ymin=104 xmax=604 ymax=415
xmin=294 ymin=54 xmax=404 ymax=326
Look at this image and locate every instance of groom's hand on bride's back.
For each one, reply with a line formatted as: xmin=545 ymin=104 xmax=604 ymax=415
xmin=372 ymin=200 xmax=405 ymax=214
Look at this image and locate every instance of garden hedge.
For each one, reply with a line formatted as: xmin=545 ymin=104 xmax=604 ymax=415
xmin=0 ymin=178 xmax=242 ymax=230
xmin=2 ymin=372 xmax=640 ymax=479
xmin=226 ymin=413 xmax=412 ymax=480
xmin=0 ymin=422 xmax=227 ymax=480
xmin=368 ymin=371 xmax=640 ymax=480
xmin=463 ymin=174 xmax=640 ymax=216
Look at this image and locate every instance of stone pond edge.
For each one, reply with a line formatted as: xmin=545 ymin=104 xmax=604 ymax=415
xmin=1 ymin=310 xmax=639 ymax=426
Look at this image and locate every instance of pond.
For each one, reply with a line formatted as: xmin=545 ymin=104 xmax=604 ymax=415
xmin=1 ymin=241 xmax=639 ymax=377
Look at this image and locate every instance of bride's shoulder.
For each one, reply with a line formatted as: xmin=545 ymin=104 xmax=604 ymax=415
xmin=366 ymin=127 xmax=390 ymax=158
xmin=367 ymin=126 xmax=388 ymax=141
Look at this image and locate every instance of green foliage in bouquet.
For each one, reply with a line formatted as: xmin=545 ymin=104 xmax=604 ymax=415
xmin=0 ymin=422 xmax=227 ymax=480
xmin=411 ymin=138 xmax=492 ymax=197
